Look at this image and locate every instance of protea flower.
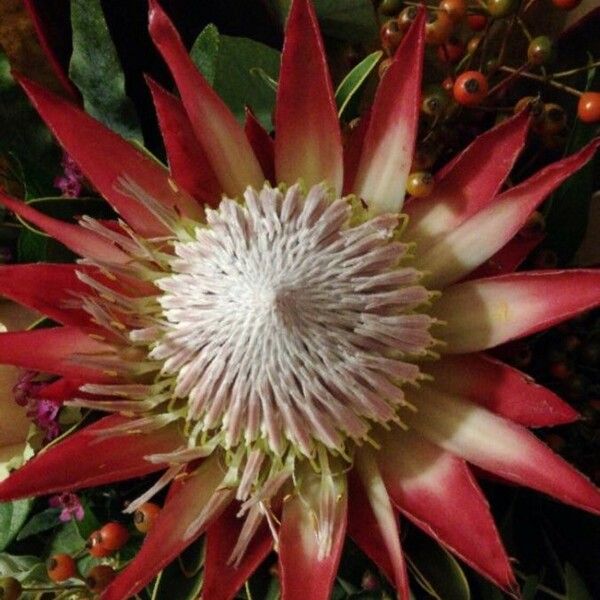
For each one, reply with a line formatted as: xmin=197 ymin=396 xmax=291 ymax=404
xmin=0 ymin=1 xmax=599 ymax=598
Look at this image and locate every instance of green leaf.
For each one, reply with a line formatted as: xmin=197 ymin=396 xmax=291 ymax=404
xmin=191 ymin=25 xmax=281 ymax=130
xmin=405 ymin=532 xmax=470 ymax=600
xmin=69 ymin=0 xmax=142 ymax=142
xmin=564 ymin=563 xmax=593 ymax=600
xmin=0 ymin=500 xmax=32 ymax=551
xmin=16 ymin=508 xmax=61 ymax=541
xmin=0 ymin=52 xmax=58 ymax=198
xmin=73 ymin=498 xmax=101 ymax=540
xmin=148 ymin=538 xmax=204 ymax=600
xmin=543 ymin=58 xmax=599 ymax=265
xmin=335 ymin=50 xmax=382 ymax=118
xmin=263 ymin=0 xmax=378 ymax=43
xmin=0 ymin=553 xmax=47 ymax=584
xmin=521 ymin=575 xmax=540 ymax=600
xmin=48 ymin=520 xmax=86 ymax=556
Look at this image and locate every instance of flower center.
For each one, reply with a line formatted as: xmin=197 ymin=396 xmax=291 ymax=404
xmin=151 ymin=183 xmax=436 ymax=459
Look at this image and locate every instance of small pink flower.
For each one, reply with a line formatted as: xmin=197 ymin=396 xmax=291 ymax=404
xmin=54 ymin=152 xmax=84 ymax=198
xmin=49 ymin=492 xmax=84 ymax=522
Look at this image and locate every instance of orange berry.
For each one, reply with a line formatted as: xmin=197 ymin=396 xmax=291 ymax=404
xmin=577 ymin=92 xmax=600 ymax=123
xmin=87 ymin=530 xmax=112 ymax=557
xmin=47 ymin=554 xmax=77 ymax=583
xmin=86 ymin=565 xmax=116 ymax=594
xmin=99 ymin=522 xmax=130 ymax=551
xmin=425 ymin=9 xmax=454 ymax=45
xmin=406 ymin=172 xmax=435 ymax=197
xmin=133 ymin=502 xmax=162 ymax=534
xmin=453 ymin=71 xmax=488 ymax=106
xmin=440 ymin=0 xmax=467 ymax=21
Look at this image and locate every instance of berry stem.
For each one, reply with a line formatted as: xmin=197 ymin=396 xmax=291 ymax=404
xmin=487 ymin=62 xmax=531 ymax=97
xmin=498 ymin=65 xmax=583 ymax=96
xmin=552 ymin=61 xmax=600 ymax=79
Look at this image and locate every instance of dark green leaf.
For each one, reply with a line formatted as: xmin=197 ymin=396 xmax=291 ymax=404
xmin=16 ymin=508 xmax=61 ymax=541
xmin=191 ymin=24 xmax=220 ymax=86
xmin=521 ymin=575 xmax=539 ymax=600
xmin=543 ymin=59 xmax=599 ymax=265
xmin=0 ymin=500 xmax=33 ymax=551
xmin=263 ymin=0 xmax=378 ymax=43
xmin=148 ymin=538 xmax=203 ymax=600
xmin=0 ymin=52 xmax=58 ymax=198
xmin=335 ymin=50 xmax=382 ymax=118
xmin=564 ymin=563 xmax=593 ymax=600
xmin=405 ymin=532 xmax=470 ymax=600
xmin=74 ymin=498 xmax=101 ymax=540
xmin=191 ymin=26 xmax=281 ymax=130
xmin=69 ymin=0 xmax=142 ymax=142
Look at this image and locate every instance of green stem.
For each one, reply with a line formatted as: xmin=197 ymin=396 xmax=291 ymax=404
xmin=552 ymin=61 xmax=600 ymax=79
xmin=498 ymin=65 xmax=583 ymax=96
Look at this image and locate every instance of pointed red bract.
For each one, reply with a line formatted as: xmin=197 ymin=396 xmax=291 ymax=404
xmin=354 ymin=450 xmax=410 ymax=599
xmin=0 ymin=327 xmax=115 ymax=380
xmin=351 ymin=10 xmax=425 ymax=214
xmin=406 ymin=386 xmax=600 ymax=515
xmin=342 ymin=111 xmax=370 ymax=195
xmin=148 ymin=0 xmax=264 ymax=197
xmin=0 ymin=416 xmax=185 ymax=500
xmin=203 ymin=504 xmax=273 ymax=600
xmin=404 ymin=110 xmax=530 ymax=250
xmin=102 ymin=456 xmax=232 ymax=600
xmin=147 ymin=76 xmax=221 ymax=205
xmin=416 ymin=139 xmax=600 ymax=288
xmin=274 ymin=0 xmax=343 ymax=193
xmin=347 ymin=472 xmax=396 ymax=584
xmin=0 ymin=191 xmax=127 ymax=264
xmin=432 ymin=270 xmax=600 ymax=353
xmin=425 ymin=354 xmax=578 ymax=427
xmin=37 ymin=377 xmax=87 ymax=401
xmin=23 ymin=0 xmax=78 ymax=98
xmin=245 ymin=108 xmax=275 ymax=185
xmin=17 ymin=76 xmax=203 ymax=235
xmin=0 ymin=264 xmax=93 ymax=329
xmin=468 ymin=231 xmax=544 ymax=280
xmin=377 ymin=429 xmax=516 ymax=591
xmin=279 ymin=478 xmax=347 ymax=600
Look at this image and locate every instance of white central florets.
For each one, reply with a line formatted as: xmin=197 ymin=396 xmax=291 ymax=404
xmin=151 ymin=183 xmax=435 ymax=458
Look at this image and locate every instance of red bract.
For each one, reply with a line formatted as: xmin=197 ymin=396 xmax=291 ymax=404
xmin=0 ymin=1 xmax=598 ymax=599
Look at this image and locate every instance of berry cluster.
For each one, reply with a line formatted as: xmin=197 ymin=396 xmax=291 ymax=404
xmin=375 ymin=0 xmax=599 ymax=200
xmin=0 ymin=502 xmax=160 ymax=598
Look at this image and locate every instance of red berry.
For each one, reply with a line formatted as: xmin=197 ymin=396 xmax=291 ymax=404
xmin=87 ymin=530 xmax=112 ymax=557
xmin=437 ymin=37 xmax=465 ymax=63
xmin=425 ymin=9 xmax=454 ymax=45
xmin=133 ymin=502 xmax=162 ymax=534
xmin=440 ymin=0 xmax=467 ymax=22
xmin=86 ymin=565 xmax=117 ymax=594
xmin=406 ymin=172 xmax=435 ymax=197
xmin=551 ymin=0 xmax=582 ymax=9
xmin=467 ymin=14 xmax=487 ymax=31
xmin=47 ymin=554 xmax=77 ymax=583
xmin=453 ymin=71 xmax=488 ymax=106
xmin=577 ymin=92 xmax=600 ymax=124
xmin=550 ymin=361 xmax=570 ymax=380
xmin=442 ymin=76 xmax=454 ymax=92
xmin=99 ymin=522 xmax=130 ymax=551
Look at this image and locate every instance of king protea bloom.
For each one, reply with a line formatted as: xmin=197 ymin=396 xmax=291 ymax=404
xmin=0 ymin=1 xmax=599 ymax=598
